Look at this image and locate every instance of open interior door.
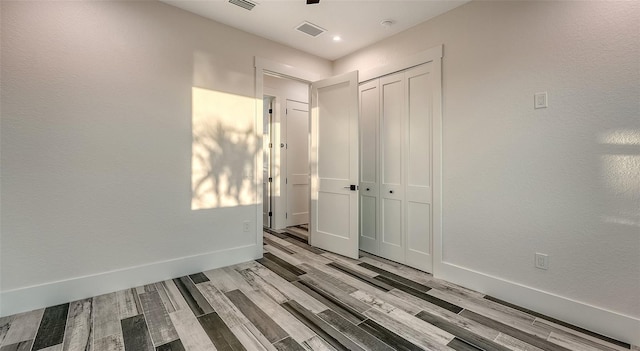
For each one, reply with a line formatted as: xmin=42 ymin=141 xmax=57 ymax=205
xmin=310 ymin=71 xmax=359 ymax=259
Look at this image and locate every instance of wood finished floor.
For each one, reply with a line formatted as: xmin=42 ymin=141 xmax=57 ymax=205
xmin=1 ymin=229 xmax=636 ymax=351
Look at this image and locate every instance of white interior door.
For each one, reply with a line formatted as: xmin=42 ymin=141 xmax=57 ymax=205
xmin=379 ymin=72 xmax=405 ymax=263
xmin=263 ymin=97 xmax=273 ymax=227
xmin=358 ymin=80 xmax=379 ymax=254
xmin=286 ymin=99 xmax=310 ymax=226
xmin=310 ymin=71 xmax=359 ymax=259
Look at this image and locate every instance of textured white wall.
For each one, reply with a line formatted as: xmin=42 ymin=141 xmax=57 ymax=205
xmin=336 ymin=0 xmax=640 ymax=323
xmin=0 ymin=0 xmax=331 ymax=305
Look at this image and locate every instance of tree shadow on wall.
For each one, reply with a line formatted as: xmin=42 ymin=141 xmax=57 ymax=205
xmin=192 ymin=121 xmax=258 ymax=209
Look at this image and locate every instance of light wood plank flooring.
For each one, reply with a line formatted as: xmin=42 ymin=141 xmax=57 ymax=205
xmin=1 ymin=229 xmax=635 ymax=351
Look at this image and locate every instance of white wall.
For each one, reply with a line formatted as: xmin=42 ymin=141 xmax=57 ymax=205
xmin=335 ymin=0 xmax=640 ymax=344
xmin=0 ymin=0 xmax=331 ymax=316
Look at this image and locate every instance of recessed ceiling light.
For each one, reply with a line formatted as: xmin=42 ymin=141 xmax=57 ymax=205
xmin=333 ymin=35 xmax=342 ymax=42
xmin=380 ymin=19 xmax=395 ymax=28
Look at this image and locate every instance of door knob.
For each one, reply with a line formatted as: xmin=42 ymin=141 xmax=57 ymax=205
xmin=343 ymin=185 xmax=357 ymax=191
xmin=366 ymin=188 xmax=370 ymax=191
xmin=389 ymin=190 xmax=394 ymax=194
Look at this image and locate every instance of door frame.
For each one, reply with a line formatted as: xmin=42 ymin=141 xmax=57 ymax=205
xmin=254 ymin=57 xmax=325 ymax=244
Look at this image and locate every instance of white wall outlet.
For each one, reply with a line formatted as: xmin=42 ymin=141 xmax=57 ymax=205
xmin=535 ymin=252 xmax=549 ymax=270
xmin=534 ymin=92 xmax=548 ymax=109
xmin=243 ymin=220 xmax=251 ymax=232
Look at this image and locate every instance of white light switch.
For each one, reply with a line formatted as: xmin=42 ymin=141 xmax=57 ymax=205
xmin=534 ymin=92 xmax=548 ymax=109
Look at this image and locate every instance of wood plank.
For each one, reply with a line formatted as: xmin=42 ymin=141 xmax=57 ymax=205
xmin=155 ymin=282 xmax=177 ymax=314
xmin=117 ymin=289 xmax=140 ymax=319
xmin=317 ymin=309 xmax=394 ymax=351
xmin=197 ymin=312 xmax=246 ymax=351
xmin=189 ymin=273 xmax=210 ymax=284
xmin=242 ymin=289 xmax=315 ymax=343
xmin=321 ymin=253 xmax=377 ymax=278
xmin=0 ymin=340 xmax=33 ymax=351
xmin=364 ymin=307 xmax=454 ymax=351
xmin=93 ymin=334 xmax=125 ymax=351
xmin=280 ymin=301 xmax=362 ymax=351
xmin=264 ymin=238 xmax=297 ymax=255
xmin=121 ymin=315 xmax=154 ymax=351
xmin=547 ymin=331 xmax=620 ymax=351
xmin=62 ymin=299 xmax=93 ymax=351
xmin=534 ymin=319 xmax=629 ymax=351
xmin=256 ymin=258 xmax=300 ymax=282
xmin=297 ymin=264 xmax=357 ymax=294
xmin=358 ymin=262 xmax=432 ymax=293
xmin=168 ymin=309 xmax=216 ymax=351
xmin=494 ymin=333 xmax=544 ymax=351
xmin=485 ymin=296 xmax=630 ymax=350
xmin=225 ymin=290 xmax=288 ymax=343
xmin=388 ymin=289 xmax=499 ymax=340
xmin=246 ymin=265 xmax=328 ymax=314
xmin=415 ymin=311 xmax=511 ymax=351
xmin=237 ymin=269 xmax=289 ymax=304
xmin=374 ymin=275 xmax=463 ymax=314
xmin=291 ymin=281 xmax=363 ymax=325
xmin=155 ymin=339 xmax=186 ymax=351
xmin=359 ymin=252 xmax=433 ymax=284
xmin=229 ymin=323 xmax=276 ymax=351
xmin=326 ymin=262 xmax=393 ymax=291
xmin=459 ymin=310 xmax=572 ymax=351
xmin=428 ymin=289 xmax=551 ymax=339
xmin=196 ymin=282 xmax=250 ymax=329
xmin=0 ymin=316 xmax=13 ymax=346
xmin=297 ymin=276 xmax=370 ymax=315
xmin=162 ymin=280 xmax=190 ymax=313
xmin=263 ymin=252 xmax=306 ymax=276
xmin=300 ymin=336 xmax=337 ymax=351
xmin=357 ymin=318 xmax=423 ymax=351
xmin=172 ymin=277 xmax=214 ymax=317
xmin=34 ymin=345 xmax=62 ymax=351
xmin=447 ymin=338 xmax=483 ymax=351
xmin=139 ymin=290 xmax=179 ymax=346
xmin=32 ymin=303 xmax=69 ymax=350
xmin=348 ymin=290 xmax=399 ymax=314
xmin=1 ymin=309 xmax=43 ymax=346
xmin=94 ymin=293 xmax=121 ymax=340
xmin=274 ymin=337 xmax=306 ymax=351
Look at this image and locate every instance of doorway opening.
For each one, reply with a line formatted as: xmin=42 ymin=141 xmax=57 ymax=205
xmin=262 ymin=73 xmax=311 ymax=243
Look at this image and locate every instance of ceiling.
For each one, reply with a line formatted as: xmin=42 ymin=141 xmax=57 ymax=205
xmin=160 ymin=0 xmax=469 ymax=61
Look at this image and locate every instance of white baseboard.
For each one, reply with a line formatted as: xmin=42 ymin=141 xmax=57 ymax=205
xmin=0 ymin=244 xmax=262 ymax=317
xmin=436 ymin=261 xmax=640 ymax=346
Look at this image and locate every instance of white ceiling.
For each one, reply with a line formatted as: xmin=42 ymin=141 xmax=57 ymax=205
xmin=160 ymin=0 xmax=469 ymax=61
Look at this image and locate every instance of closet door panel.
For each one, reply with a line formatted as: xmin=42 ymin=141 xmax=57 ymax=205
xmin=405 ymin=63 xmax=433 ymax=272
xmin=359 ymin=81 xmax=379 ymax=254
xmin=380 ymin=73 xmax=405 ymax=262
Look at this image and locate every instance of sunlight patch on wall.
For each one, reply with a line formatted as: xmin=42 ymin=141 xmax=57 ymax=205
xmin=191 ymin=87 xmax=257 ymax=210
xmin=598 ymin=129 xmax=640 ymax=228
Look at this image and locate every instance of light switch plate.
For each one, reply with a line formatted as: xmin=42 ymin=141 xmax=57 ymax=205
xmin=534 ymin=92 xmax=548 ymax=109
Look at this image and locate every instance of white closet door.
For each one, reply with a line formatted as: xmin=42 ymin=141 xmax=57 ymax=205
xmin=359 ymin=80 xmax=379 ymax=254
xmin=404 ymin=63 xmax=433 ymax=272
xmin=379 ymin=72 xmax=405 ymax=263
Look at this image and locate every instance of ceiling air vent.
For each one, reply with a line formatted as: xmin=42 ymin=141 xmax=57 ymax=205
xmin=229 ymin=0 xmax=256 ymax=11
xmin=296 ymin=21 xmax=326 ymax=37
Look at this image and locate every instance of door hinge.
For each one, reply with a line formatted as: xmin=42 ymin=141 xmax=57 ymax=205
xmin=269 ymin=142 xmax=273 ymax=148
xmin=268 ymin=177 xmax=273 ymax=182
xmin=268 ymin=108 xmax=273 ymax=114
xmin=286 ymin=108 xmax=288 ymax=114
xmin=286 ymin=212 xmax=288 ymax=219
xmin=286 ymin=178 xmax=288 ymax=184
xmin=268 ymin=212 xmax=272 ymax=217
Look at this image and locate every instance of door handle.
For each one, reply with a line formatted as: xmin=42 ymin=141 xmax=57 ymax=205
xmin=389 ymin=190 xmax=394 ymax=194
xmin=343 ymin=185 xmax=358 ymax=191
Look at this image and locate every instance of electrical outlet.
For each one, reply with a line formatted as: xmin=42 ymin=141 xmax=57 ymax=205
xmin=535 ymin=253 xmax=549 ymax=270
xmin=243 ymin=220 xmax=251 ymax=232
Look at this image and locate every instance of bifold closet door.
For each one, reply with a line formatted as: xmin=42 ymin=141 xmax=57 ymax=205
xmin=379 ymin=73 xmax=405 ymax=263
xmin=404 ymin=63 xmax=433 ymax=272
xmin=359 ymin=80 xmax=379 ymax=254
